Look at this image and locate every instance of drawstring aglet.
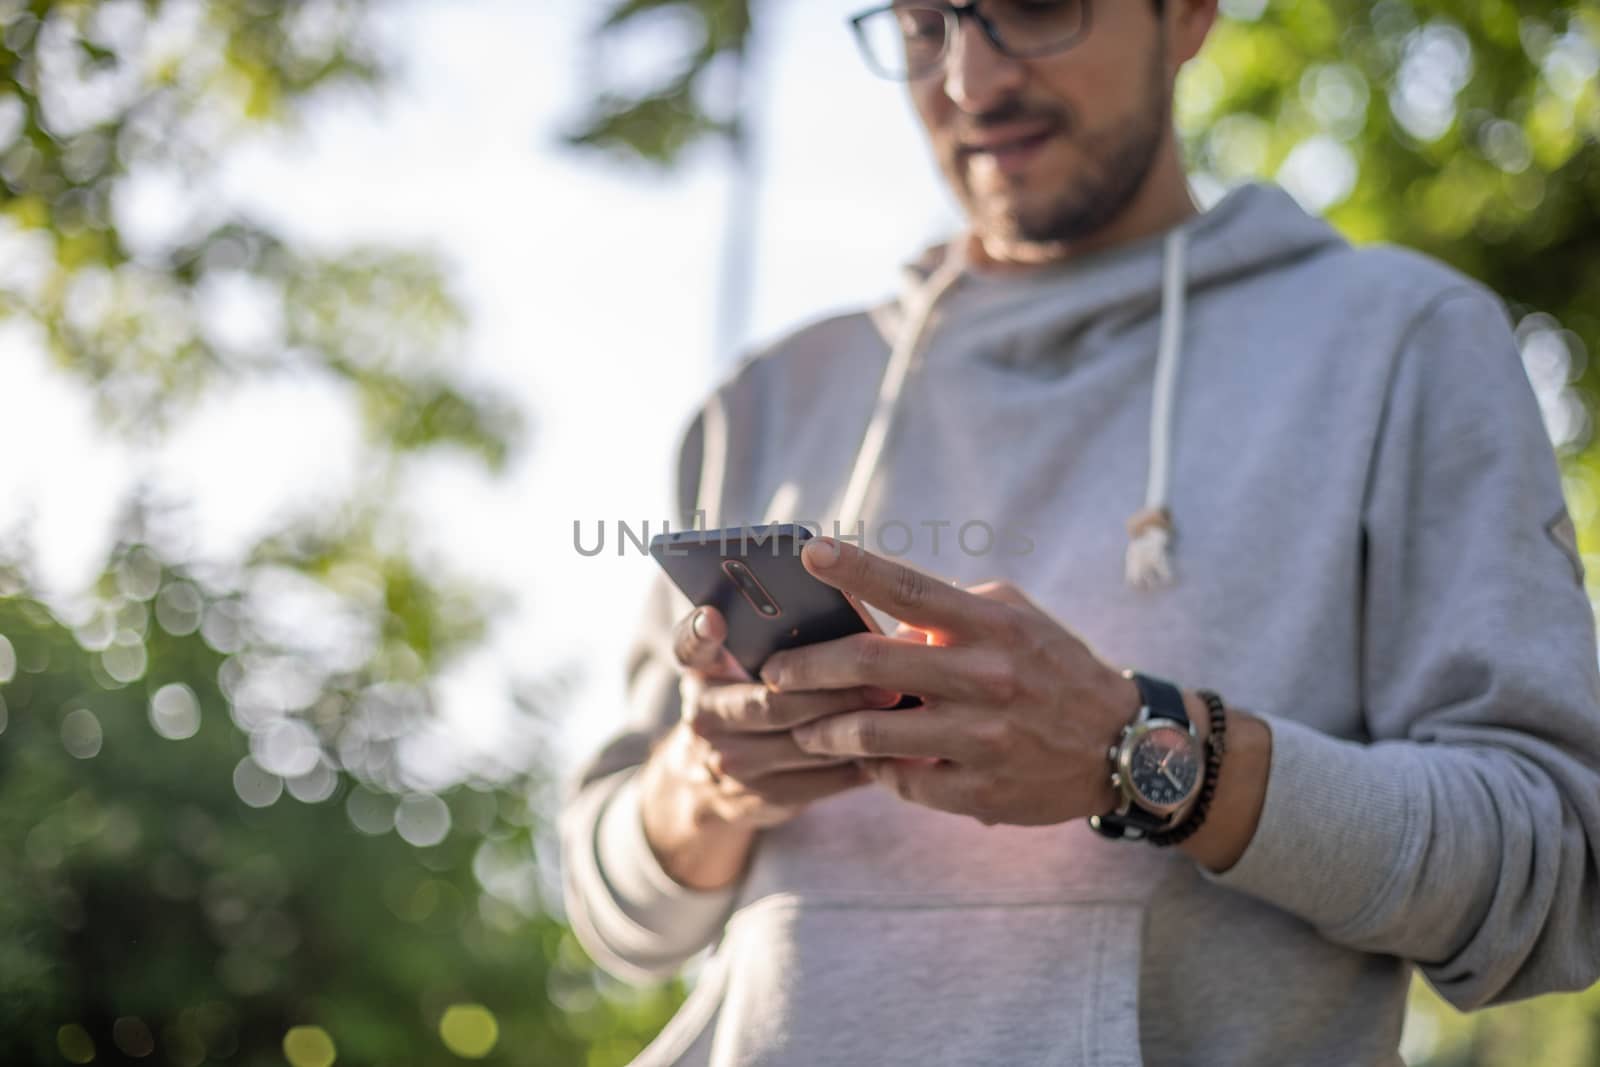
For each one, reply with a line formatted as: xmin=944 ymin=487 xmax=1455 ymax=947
xmin=1125 ymin=506 xmax=1174 ymax=589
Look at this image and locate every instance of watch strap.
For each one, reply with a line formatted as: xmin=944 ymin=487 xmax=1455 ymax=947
xmin=1127 ymin=669 xmax=1189 ymax=730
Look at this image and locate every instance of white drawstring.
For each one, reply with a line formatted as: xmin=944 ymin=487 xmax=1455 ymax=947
xmin=834 ymin=225 xmax=1191 ymax=590
xmin=836 ymin=239 xmax=969 ymax=533
xmin=1124 ymin=228 xmax=1189 ymax=589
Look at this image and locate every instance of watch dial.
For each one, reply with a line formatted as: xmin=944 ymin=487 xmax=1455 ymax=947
xmin=1129 ymin=727 xmax=1200 ymax=810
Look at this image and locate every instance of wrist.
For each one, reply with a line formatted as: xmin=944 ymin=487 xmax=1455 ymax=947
xmin=1177 ymin=707 xmax=1271 ymax=872
xmin=638 ymin=732 xmax=757 ymax=891
xmin=1092 ymin=668 xmax=1144 ymax=814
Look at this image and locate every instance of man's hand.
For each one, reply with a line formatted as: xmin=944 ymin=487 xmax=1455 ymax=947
xmin=635 ymin=602 xmax=902 ymax=890
xmin=766 ymin=537 xmax=1142 ymax=828
xmin=663 ymin=603 xmax=903 ymax=830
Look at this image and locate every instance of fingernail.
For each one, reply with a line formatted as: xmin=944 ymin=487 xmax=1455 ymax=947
xmin=804 ymin=539 xmax=839 ymax=569
xmin=692 ymin=608 xmax=709 ymax=638
xmin=759 ymin=658 xmax=783 ymax=688
xmin=792 ymin=725 xmax=817 ymax=749
xmin=864 ymin=686 xmax=901 ymax=706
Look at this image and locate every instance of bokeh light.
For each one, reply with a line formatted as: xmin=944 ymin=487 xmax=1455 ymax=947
xmin=155 ymin=581 xmax=204 ymax=636
xmin=437 ymin=1004 xmax=497 ymax=1059
xmin=282 ymin=1025 xmax=337 ymax=1067
xmin=345 ymin=785 xmax=395 ymax=835
xmin=57 ymin=1023 xmax=94 ymax=1064
xmin=395 ymin=792 xmax=451 ymax=848
xmin=231 ymin=756 xmax=283 ymax=809
xmin=286 ymin=758 xmax=339 ymax=804
xmin=112 ymin=1016 xmax=154 ymax=1058
xmin=61 ymin=706 xmax=103 ymax=759
xmin=149 ymin=682 xmax=202 ymax=740
xmin=102 ymin=630 xmax=148 ymax=684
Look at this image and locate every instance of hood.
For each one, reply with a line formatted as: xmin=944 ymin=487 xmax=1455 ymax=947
xmin=868 ymin=181 xmax=1346 ymax=369
xmin=842 ymin=181 xmax=1348 ymax=589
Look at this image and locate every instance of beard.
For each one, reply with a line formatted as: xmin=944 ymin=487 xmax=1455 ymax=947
xmin=947 ymin=46 xmax=1169 ymax=245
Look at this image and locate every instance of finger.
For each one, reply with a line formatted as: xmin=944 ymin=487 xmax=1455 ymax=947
xmin=800 ymin=538 xmax=1004 ymax=641
xmin=761 ymin=633 xmax=1006 ymax=704
xmin=791 ymin=707 xmax=966 ymax=761
xmin=694 ymin=682 xmax=903 ymax=734
xmin=742 ymin=761 xmax=871 ymax=808
xmin=672 ymin=606 xmax=746 ymax=678
xmin=866 ymin=758 xmax=984 ymax=819
xmin=964 ymin=580 xmax=1036 ymax=611
xmin=705 ymin=730 xmax=861 ymax=779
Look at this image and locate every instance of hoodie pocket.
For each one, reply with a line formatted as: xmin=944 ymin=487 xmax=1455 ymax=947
xmin=629 ymin=893 xmax=1145 ymax=1067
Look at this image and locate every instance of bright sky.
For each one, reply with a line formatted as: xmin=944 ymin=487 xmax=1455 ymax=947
xmin=0 ymin=0 xmax=965 ymax=790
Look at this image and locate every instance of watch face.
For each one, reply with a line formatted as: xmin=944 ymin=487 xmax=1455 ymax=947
xmin=1128 ymin=726 xmax=1200 ymax=812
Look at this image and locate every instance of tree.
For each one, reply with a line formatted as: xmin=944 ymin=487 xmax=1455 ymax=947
xmin=563 ymin=1 xmax=1600 ymax=1063
xmin=0 ymin=2 xmax=660 ymax=1063
xmin=563 ymin=0 xmax=762 ymax=362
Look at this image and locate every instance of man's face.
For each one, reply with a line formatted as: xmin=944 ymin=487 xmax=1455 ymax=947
xmin=907 ymin=1 xmax=1172 ymax=245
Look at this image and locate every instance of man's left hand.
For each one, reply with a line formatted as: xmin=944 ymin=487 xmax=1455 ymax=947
xmin=768 ymin=537 xmax=1142 ymax=827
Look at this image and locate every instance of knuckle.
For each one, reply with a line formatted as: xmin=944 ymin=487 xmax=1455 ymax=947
xmin=974 ymin=655 xmax=1021 ymax=703
xmin=853 ymin=635 xmax=883 ymax=673
xmin=742 ymin=685 xmax=773 ymax=726
xmin=969 ymin=718 xmax=1011 ymax=761
xmin=893 ymin=565 xmax=931 ymax=609
xmin=851 ymin=715 xmax=881 ymax=754
xmin=990 ymin=606 xmax=1029 ymax=646
xmin=715 ymin=749 xmax=750 ymax=779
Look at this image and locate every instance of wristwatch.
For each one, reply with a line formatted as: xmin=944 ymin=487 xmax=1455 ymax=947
xmin=1089 ymin=670 xmax=1204 ymax=842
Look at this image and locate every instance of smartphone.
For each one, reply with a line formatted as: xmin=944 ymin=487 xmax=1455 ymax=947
xmin=649 ymin=523 xmax=922 ymax=708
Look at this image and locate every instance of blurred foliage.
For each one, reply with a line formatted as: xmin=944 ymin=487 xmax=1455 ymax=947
xmin=569 ymin=0 xmax=1600 ymax=1063
xmin=1180 ymin=0 xmax=1600 ymax=571
xmin=0 ymin=0 xmax=664 ymax=1064
xmin=0 ymin=0 xmax=520 ymax=456
xmin=0 ymin=511 xmax=674 ymax=1065
xmin=562 ymin=0 xmax=753 ymax=166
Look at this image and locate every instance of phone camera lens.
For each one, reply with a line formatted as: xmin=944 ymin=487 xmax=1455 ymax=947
xmin=722 ymin=558 xmax=782 ymax=619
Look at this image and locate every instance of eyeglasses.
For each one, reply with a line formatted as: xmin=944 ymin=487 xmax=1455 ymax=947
xmin=848 ymin=0 xmax=1093 ymax=82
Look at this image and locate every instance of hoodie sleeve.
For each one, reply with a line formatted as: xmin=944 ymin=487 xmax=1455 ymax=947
xmin=1202 ymin=285 xmax=1600 ymax=1009
xmin=556 ymin=387 xmax=749 ymax=985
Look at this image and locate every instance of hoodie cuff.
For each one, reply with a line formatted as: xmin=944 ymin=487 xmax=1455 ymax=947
xmin=559 ymin=766 xmax=738 ymax=983
xmin=597 ymin=769 xmax=741 ymax=927
xmin=1199 ymin=714 xmax=1419 ymax=935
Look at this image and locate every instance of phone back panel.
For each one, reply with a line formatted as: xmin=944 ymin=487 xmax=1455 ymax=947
xmin=649 ymin=525 xmax=872 ymax=679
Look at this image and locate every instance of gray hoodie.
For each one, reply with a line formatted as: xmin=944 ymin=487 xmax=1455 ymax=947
xmin=558 ymin=182 xmax=1600 ymax=1066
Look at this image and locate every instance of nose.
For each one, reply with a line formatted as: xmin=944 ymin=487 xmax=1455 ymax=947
xmin=941 ymin=12 xmax=1025 ymax=113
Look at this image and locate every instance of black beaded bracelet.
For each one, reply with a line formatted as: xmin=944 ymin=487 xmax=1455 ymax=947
xmin=1146 ymin=689 xmax=1228 ymax=848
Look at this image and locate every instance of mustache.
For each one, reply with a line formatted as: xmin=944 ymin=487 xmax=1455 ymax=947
xmin=953 ymin=99 xmax=1069 ymax=143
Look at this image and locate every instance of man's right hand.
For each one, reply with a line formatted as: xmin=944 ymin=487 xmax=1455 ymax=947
xmin=635 ymin=605 xmax=902 ymax=891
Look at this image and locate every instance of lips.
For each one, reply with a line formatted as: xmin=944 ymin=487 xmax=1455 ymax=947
xmin=960 ymin=125 xmax=1056 ymax=177
xmin=960 ymin=124 xmax=1057 ymax=156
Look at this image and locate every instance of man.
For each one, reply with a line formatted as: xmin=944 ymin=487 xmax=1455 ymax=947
xmin=560 ymin=1 xmax=1600 ymax=1063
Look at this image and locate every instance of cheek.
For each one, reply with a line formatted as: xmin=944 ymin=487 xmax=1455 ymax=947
xmin=909 ymin=85 xmax=954 ymax=149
